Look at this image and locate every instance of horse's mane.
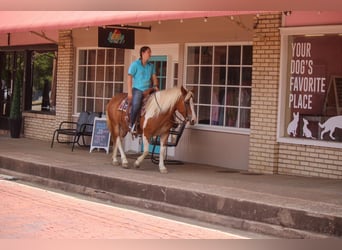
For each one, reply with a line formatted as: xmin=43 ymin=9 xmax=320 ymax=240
xmin=144 ymin=87 xmax=182 ymax=118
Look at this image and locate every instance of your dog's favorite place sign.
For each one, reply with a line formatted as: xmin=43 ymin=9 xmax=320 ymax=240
xmin=90 ymin=117 xmax=111 ymax=154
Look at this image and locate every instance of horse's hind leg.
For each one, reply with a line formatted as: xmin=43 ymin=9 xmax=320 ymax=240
xmin=111 ymin=137 xmax=120 ymax=166
xmin=134 ymin=135 xmax=149 ymax=168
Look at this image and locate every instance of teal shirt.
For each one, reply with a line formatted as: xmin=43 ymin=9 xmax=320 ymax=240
xmin=128 ymin=59 xmax=155 ymax=91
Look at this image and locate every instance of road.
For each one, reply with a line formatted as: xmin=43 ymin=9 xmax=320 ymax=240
xmin=0 ymin=178 xmax=258 ymax=239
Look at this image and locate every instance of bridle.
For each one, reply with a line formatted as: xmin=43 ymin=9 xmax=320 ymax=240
xmin=173 ymin=90 xmax=194 ymax=124
xmin=153 ymin=89 xmax=194 ymax=125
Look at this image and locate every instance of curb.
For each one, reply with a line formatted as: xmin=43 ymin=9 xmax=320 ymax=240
xmin=0 ymin=156 xmax=340 ymax=238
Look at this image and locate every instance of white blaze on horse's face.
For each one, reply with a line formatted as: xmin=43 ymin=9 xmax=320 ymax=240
xmin=185 ymin=91 xmax=197 ymax=125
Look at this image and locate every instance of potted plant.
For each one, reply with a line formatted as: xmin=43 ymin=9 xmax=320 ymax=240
xmin=9 ymin=70 xmax=22 ymax=138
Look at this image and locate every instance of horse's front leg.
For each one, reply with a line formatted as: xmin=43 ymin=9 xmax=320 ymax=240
xmin=158 ymin=133 xmax=169 ymax=174
xmin=116 ymin=136 xmax=128 ymax=168
xmin=134 ymin=135 xmax=149 ymax=168
xmin=111 ymin=136 xmax=119 ymax=166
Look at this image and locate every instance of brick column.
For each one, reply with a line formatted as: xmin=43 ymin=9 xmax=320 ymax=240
xmin=248 ymin=13 xmax=282 ymax=174
xmin=55 ymin=30 xmax=74 ymax=126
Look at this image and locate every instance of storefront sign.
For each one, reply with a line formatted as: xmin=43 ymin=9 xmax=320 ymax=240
xmin=286 ymin=34 xmax=342 ymax=141
xmin=288 ymin=41 xmax=327 ymax=114
xmin=98 ymin=27 xmax=134 ymax=49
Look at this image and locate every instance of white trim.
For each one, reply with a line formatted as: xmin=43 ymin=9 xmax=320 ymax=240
xmin=277 ymin=25 xmax=342 ymax=148
xmin=280 ymin=25 xmax=342 ymax=36
xmin=193 ymin=124 xmax=250 ymax=135
xmin=185 ymin=41 xmax=253 ymax=47
xmin=278 ymin=137 xmax=342 ymax=149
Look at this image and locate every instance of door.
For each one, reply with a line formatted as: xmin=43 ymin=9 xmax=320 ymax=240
xmin=149 ymin=55 xmax=167 ymax=90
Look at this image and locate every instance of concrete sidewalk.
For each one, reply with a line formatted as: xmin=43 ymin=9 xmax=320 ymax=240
xmin=0 ymin=136 xmax=341 ymax=238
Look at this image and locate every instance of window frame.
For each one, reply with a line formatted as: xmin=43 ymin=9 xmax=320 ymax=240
xmin=277 ymin=24 xmax=342 ymax=149
xmin=184 ymin=42 xmax=252 ymax=135
xmin=75 ymin=47 xmax=125 ymax=115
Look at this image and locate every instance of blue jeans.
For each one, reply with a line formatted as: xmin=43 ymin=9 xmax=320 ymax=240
xmin=130 ymin=88 xmax=144 ymax=127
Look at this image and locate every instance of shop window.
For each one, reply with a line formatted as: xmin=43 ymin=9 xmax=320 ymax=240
xmin=281 ymin=31 xmax=342 ymax=144
xmin=185 ymin=44 xmax=252 ymax=129
xmin=76 ymin=48 xmax=125 ymax=114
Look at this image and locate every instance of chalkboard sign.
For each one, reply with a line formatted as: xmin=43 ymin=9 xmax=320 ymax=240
xmin=90 ymin=117 xmax=111 ymax=154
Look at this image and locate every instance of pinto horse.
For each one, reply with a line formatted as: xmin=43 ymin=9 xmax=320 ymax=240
xmin=106 ymin=86 xmax=196 ymax=173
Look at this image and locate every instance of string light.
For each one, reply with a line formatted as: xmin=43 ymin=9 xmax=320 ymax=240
xmin=204 ymin=17 xmax=208 ymax=23
xmin=180 ymin=19 xmax=183 ymax=23
xmin=158 ymin=20 xmax=161 ymax=24
xmin=228 ymin=15 xmax=253 ymax=33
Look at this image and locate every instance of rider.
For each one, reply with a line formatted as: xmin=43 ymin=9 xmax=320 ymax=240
xmin=127 ymin=46 xmax=159 ymax=133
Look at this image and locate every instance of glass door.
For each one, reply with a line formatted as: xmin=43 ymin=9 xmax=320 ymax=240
xmin=149 ymin=55 xmax=167 ymax=90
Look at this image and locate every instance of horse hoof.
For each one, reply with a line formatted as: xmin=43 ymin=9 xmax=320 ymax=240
xmin=112 ymin=161 xmax=120 ymax=166
xmin=122 ymin=163 xmax=130 ymax=169
xmin=159 ymin=168 xmax=168 ymax=174
xmin=134 ymin=161 xmax=140 ymax=168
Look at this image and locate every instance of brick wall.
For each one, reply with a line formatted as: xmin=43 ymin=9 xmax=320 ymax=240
xmin=248 ymin=13 xmax=282 ymax=174
xmin=23 ymin=113 xmax=55 ymax=141
xmin=55 ymin=30 xmax=74 ymax=126
xmin=278 ymin=144 xmax=342 ymax=179
xmin=23 ymin=30 xmax=74 ymax=141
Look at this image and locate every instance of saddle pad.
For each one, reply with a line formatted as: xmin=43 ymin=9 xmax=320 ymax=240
xmin=118 ymin=98 xmax=128 ymax=111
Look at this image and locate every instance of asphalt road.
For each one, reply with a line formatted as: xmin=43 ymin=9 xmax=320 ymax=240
xmin=0 ymin=178 xmax=260 ymax=239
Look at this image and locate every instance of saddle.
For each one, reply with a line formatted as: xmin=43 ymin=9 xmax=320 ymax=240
xmin=118 ymin=87 xmax=157 ymax=132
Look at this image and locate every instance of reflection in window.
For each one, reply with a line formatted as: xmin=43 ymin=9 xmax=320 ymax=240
xmin=31 ymin=51 xmax=55 ymax=112
xmin=186 ymin=44 xmax=252 ymax=129
xmin=76 ymin=48 xmax=125 ymax=114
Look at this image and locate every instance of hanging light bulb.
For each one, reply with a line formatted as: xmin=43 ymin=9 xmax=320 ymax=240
xmin=180 ymin=19 xmax=183 ymax=23
xmin=204 ymin=17 xmax=208 ymax=22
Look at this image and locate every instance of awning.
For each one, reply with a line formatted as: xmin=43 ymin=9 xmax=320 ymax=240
xmin=0 ymin=11 xmax=260 ymax=34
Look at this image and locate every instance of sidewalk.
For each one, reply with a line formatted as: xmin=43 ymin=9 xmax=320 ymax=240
xmin=0 ymin=136 xmax=341 ymax=238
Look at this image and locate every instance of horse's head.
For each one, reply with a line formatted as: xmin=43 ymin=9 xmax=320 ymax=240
xmin=177 ymin=86 xmax=197 ymax=125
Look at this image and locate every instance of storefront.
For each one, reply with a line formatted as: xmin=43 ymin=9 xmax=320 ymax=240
xmin=0 ymin=11 xmax=341 ymax=179
xmin=276 ymin=11 xmax=342 ymax=178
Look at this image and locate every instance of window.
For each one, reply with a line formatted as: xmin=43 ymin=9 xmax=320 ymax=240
xmin=31 ymin=51 xmax=56 ymax=112
xmin=76 ymin=48 xmax=125 ymax=114
xmin=1 ymin=47 xmax=57 ymax=117
xmin=185 ymin=44 xmax=252 ymax=129
xmin=280 ymin=27 xmax=342 ymax=145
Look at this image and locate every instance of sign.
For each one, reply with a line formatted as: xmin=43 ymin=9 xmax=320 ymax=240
xmin=288 ymin=41 xmax=327 ymax=114
xmin=90 ymin=117 xmax=111 ymax=154
xmin=98 ymin=27 xmax=135 ymax=49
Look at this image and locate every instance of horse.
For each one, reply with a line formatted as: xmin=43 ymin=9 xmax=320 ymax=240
xmin=106 ymin=85 xmax=197 ymax=173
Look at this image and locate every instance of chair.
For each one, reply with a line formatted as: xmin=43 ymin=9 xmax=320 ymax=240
xmin=50 ymin=111 xmax=102 ymax=151
xmin=149 ymin=121 xmax=187 ymax=165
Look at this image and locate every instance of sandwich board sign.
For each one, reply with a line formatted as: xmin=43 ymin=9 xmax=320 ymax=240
xmin=90 ymin=117 xmax=111 ymax=154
